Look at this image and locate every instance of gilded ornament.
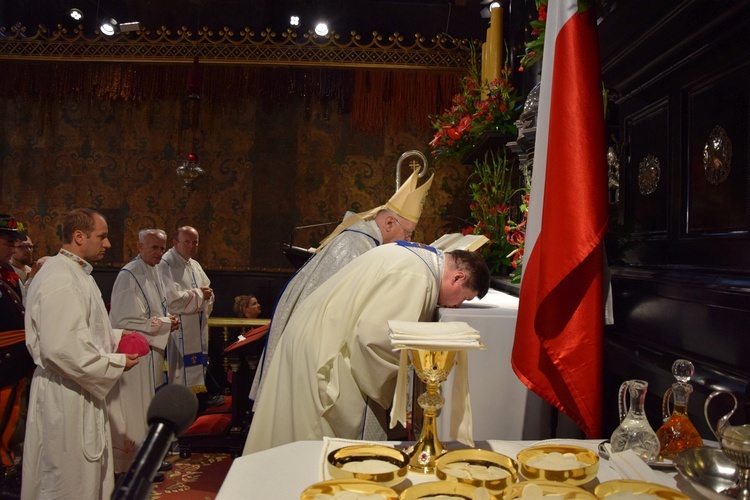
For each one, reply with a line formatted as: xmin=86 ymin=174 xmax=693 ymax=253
xmin=703 ymin=125 xmax=732 ymax=185
xmin=638 ymin=155 xmax=660 ymax=195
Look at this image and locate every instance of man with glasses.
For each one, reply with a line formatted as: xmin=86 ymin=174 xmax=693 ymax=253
xmin=10 ymin=236 xmax=34 ymax=301
xmin=250 ymin=168 xmax=433 ymax=441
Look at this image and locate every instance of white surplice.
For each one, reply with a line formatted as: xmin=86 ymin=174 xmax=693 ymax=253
xmin=23 ymin=251 xmax=127 ymax=500
xmin=158 ymin=247 xmax=214 ymax=392
xmin=243 ymin=242 xmax=443 ymax=454
xmin=250 ymin=215 xmax=383 ymax=404
xmin=108 ymin=256 xmax=172 ymax=472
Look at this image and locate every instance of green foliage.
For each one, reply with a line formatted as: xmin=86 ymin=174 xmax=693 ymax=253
xmin=464 ymin=151 xmax=524 ymax=275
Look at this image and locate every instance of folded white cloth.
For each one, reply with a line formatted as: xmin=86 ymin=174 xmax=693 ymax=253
xmin=604 ymin=445 xmax=678 ymax=489
xmin=388 ymin=320 xmax=482 ymax=348
xmin=388 ymin=321 xmax=483 ymax=448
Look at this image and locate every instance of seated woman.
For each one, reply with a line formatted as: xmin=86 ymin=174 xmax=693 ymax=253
xmin=233 ymin=294 xmax=261 ymax=322
xmin=228 ymin=295 xmax=268 ymax=375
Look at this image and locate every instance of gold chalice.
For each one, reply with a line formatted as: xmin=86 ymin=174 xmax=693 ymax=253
xmin=404 ymin=348 xmax=457 ymax=474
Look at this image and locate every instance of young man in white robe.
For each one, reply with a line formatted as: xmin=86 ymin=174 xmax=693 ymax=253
xmin=158 ymin=226 xmax=215 ymax=395
xmin=243 ymin=242 xmax=489 ymax=454
xmin=22 ymin=208 xmax=139 ymax=500
xmin=109 ymin=228 xmax=180 ymax=474
xmin=250 ymin=169 xmax=434 ymax=440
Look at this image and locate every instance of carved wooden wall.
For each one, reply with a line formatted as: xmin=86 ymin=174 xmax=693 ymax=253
xmin=599 ymin=0 xmax=750 ymax=435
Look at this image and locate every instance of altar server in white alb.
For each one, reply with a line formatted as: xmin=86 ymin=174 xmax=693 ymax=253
xmin=158 ymin=226 xmax=214 ymax=393
xmin=23 ymin=208 xmax=139 ymax=500
xmin=250 ymin=168 xmax=435 ymax=424
xmin=243 ymin=242 xmax=489 ymax=454
xmin=109 ymin=228 xmax=180 ymax=472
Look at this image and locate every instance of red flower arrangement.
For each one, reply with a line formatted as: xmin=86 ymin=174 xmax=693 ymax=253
xmin=429 ymin=58 xmax=518 ymax=161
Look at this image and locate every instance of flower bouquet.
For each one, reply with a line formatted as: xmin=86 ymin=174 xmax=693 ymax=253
xmin=429 ymin=57 xmax=518 ymax=162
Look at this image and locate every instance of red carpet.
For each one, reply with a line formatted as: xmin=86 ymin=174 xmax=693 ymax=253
xmin=150 ymin=452 xmax=233 ymax=499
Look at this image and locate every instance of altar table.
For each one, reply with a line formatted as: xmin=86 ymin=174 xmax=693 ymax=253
xmin=438 ymin=288 xmax=529 ymax=441
xmin=215 ymin=439 xmax=703 ymax=499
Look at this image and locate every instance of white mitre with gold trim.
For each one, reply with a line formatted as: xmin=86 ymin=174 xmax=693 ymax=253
xmin=314 ymin=168 xmax=434 ymax=252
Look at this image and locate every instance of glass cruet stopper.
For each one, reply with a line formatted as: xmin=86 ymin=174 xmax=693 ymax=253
xmin=672 ymin=359 xmax=694 ymax=383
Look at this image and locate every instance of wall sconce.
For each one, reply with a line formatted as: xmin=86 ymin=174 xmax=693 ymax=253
xmin=177 ymin=57 xmax=206 ymax=191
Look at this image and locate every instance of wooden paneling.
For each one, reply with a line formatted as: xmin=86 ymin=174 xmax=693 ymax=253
xmin=599 ymin=0 xmax=750 ymax=437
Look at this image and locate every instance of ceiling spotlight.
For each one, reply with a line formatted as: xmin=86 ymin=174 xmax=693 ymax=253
xmin=314 ymin=22 xmax=328 ymax=36
xmin=100 ymin=18 xmax=117 ymax=36
xmin=69 ymin=8 xmax=83 ymax=21
xmin=290 ymin=15 xmax=300 ymax=27
xmin=119 ymin=21 xmax=142 ymax=33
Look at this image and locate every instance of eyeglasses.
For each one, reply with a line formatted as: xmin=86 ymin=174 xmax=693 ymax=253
xmin=392 ymin=217 xmax=414 ymax=241
xmin=15 ymin=244 xmax=34 ymax=251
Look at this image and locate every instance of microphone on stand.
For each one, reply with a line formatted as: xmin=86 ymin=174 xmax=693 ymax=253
xmin=112 ymin=385 xmax=199 ymax=500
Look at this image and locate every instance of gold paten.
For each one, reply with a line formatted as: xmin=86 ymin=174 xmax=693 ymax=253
xmin=503 ymin=480 xmax=596 ymax=499
xmin=327 ymin=444 xmax=410 ymax=488
xmin=399 ymin=480 xmax=497 ymax=500
xmin=516 ymin=445 xmax=599 ymax=486
xmin=595 ymin=479 xmax=689 ymax=499
xmin=434 ymin=449 xmax=518 ymax=493
xmin=301 ymin=478 xmax=398 ymax=500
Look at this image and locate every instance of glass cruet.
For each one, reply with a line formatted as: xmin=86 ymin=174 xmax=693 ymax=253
xmin=655 ymin=359 xmax=703 ymax=459
xmin=610 ymin=379 xmax=660 ymax=463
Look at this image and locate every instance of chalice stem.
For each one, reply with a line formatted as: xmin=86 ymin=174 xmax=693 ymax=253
xmin=407 ymin=403 xmax=444 ymax=473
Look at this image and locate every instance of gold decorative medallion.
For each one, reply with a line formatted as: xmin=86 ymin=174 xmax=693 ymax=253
xmin=638 ymin=155 xmax=660 ymax=195
xmin=703 ymin=125 xmax=732 ymax=185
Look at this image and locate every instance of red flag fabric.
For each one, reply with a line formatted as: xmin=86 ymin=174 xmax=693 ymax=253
xmin=511 ymin=0 xmax=608 ymax=438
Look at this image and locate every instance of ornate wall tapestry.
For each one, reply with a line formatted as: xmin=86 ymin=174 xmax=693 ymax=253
xmin=0 ymin=62 xmax=471 ymax=271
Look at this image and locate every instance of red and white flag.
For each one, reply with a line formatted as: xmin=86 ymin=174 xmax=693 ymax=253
xmin=511 ymin=0 xmax=608 ymax=438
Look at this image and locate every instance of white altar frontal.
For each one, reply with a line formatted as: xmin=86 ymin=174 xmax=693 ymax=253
xmin=437 ymin=288 xmax=529 ymax=441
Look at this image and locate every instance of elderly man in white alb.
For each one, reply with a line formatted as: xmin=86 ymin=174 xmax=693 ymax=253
xmin=23 ymin=208 xmax=139 ymax=500
xmin=158 ymin=226 xmax=215 ymax=397
xmin=250 ymin=168 xmax=433 ymax=439
xmin=109 ymin=228 xmax=180 ymax=475
xmin=243 ymin=242 xmax=489 ymax=455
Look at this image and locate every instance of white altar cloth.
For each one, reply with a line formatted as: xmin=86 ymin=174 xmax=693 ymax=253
xmin=437 ymin=288 xmax=529 ymax=441
xmin=216 ymin=439 xmax=700 ymax=499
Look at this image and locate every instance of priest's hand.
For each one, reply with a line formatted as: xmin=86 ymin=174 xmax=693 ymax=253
xmin=200 ymin=286 xmax=213 ymax=301
xmin=123 ymin=353 xmax=139 ymax=371
xmin=169 ymin=314 xmax=180 ymax=332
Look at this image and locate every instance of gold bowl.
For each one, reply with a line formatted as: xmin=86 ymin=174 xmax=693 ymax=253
xmin=595 ymin=479 xmax=689 ymax=499
xmin=516 ymin=445 xmax=599 ymax=486
xmin=503 ymin=480 xmax=596 ymax=499
xmin=434 ymin=449 xmax=518 ymax=493
xmin=327 ymin=445 xmax=410 ymax=488
xmin=301 ymin=478 xmax=399 ymax=500
xmin=400 ymin=481 xmax=498 ymax=499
